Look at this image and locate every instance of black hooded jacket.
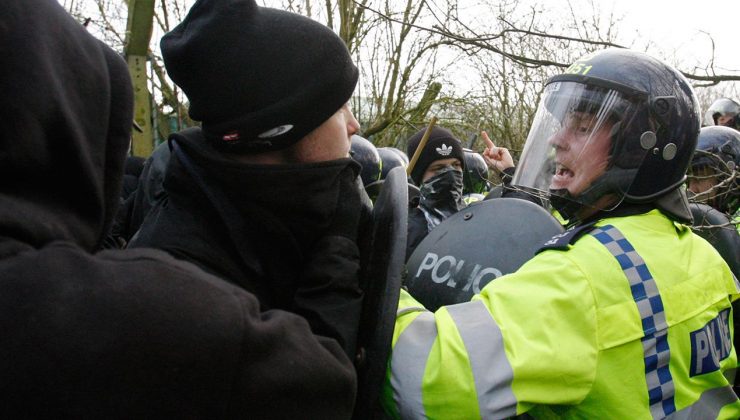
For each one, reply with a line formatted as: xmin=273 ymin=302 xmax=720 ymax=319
xmin=0 ymin=1 xmax=356 ymax=418
xmin=129 ymin=127 xmax=365 ymax=358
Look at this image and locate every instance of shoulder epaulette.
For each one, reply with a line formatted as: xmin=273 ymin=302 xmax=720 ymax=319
xmin=536 ymin=220 xmax=599 ymax=254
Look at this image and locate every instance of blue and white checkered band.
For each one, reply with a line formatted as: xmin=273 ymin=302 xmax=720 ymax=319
xmin=591 ymin=225 xmax=676 ymax=419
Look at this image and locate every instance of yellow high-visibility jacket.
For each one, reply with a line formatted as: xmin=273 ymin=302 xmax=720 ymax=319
xmin=384 ymin=209 xmax=740 ymax=419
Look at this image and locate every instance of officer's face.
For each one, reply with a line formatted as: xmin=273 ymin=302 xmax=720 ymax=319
xmin=294 ymin=103 xmax=360 ymax=163
xmin=717 ymin=114 xmax=736 ymax=127
xmin=687 ymin=166 xmax=719 ymax=198
xmin=548 ymin=111 xmax=612 ymax=196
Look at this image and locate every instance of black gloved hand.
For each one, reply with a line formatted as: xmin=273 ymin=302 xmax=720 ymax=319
xmin=325 ymin=160 xmax=363 ymax=242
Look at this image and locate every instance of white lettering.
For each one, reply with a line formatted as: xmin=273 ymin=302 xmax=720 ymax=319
xmin=694 ymin=331 xmax=709 ymax=373
xmin=446 ymin=259 xmax=466 ymax=288
xmin=706 ymin=324 xmax=719 ymax=364
xmin=416 ymin=253 xmax=438 ymax=278
xmin=463 ymin=264 xmax=481 ymax=292
xmin=720 ymin=311 xmax=732 ymax=356
xmin=432 ymin=256 xmax=456 ymax=284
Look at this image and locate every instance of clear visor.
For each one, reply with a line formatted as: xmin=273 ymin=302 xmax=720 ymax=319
xmin=512 ymin=81 xmax=645 ymax=214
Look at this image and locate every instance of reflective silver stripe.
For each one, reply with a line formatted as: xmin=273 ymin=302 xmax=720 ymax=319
xmin=666 ymin=385 xmax=739 ymax=419
xmin=391 ymin=312 xmax=437 ymax=419
xmin=446 ymin=301 xmax=517 ymax=418
xmin=398 ymin=306 xmax=426 ymax=317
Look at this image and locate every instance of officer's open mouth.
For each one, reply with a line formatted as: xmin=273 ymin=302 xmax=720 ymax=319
xmin=555 ymin=164 xmax=574 ymax=179
xmin=551 ymin=164 xmax=574 ymax=189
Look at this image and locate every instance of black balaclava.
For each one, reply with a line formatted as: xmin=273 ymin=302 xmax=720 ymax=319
xmin=168 ymin=130 xmax=362 ymax=306
xmin=418 ymin=166 xmax=465 ymax=231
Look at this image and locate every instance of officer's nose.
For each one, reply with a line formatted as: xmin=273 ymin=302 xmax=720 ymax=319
xmin=548 ymin=128 xmax=570 ymax=151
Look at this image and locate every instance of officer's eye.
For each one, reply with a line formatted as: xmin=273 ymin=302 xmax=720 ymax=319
xmin=569 ymin=114 xmax=596 ymax=134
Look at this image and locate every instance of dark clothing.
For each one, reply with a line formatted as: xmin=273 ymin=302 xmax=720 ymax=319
xmin=406 ymin=206 xmax=429 ymax=261
xmin=103 ymin=153 xmax=147 ymax=249
xmin=130 ymin=128 xmax=365 ymax=358
xmin=104 ymin=142 xmax=172 ymax=249
xmin=0 ymin=1 xmax=356 ymax=417
xmin=122 ymin=156 xmax=146 ymax=200
xmin=128 ymin=141 xmax=172 ymax=238
xmin=0 ymin=240 xmax=356 ymax=419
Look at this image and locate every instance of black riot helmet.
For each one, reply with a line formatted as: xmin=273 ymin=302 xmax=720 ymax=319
xmin=389 ymin=147 xmax=410 ymax=165
xmin=377 ymin=147 xmax=408 ymax=180
xmin=462 ymin=148 xmax=491 ymax=194
xmin=365 ymin=147 xmax=412 ymax=203
xmin=512 ymin=49 xmax=700 ymax=223
xmin=350 ymin=135 xmax=381 ymax=187
xmin=704 ymin=98 xmax=740 ymax=130
xmin=688 ymin=126 xmax=740 ymax=215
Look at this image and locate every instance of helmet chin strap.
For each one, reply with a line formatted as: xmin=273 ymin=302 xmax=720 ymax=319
xmin=551 ymin=166 xmax=693 ymax=224
xmin=549 ymin=167 xmax=638 ymax=223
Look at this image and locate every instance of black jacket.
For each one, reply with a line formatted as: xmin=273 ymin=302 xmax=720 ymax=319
xmin=0 ymin=1 xmax=356 ymax=418
xmin=406 ymin=206 xmax=429 ymax=261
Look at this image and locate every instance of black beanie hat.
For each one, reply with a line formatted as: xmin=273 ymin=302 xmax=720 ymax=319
xmin=161 ymin=0 xmax=359 ymax=154
xmin=406 ymin=126 xmax=465 ymax=185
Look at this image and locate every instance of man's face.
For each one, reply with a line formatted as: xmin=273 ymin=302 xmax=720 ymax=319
xmin=549 ymin=111 xmax=612 ymax=196
xmin=717 ymin=114 xmax=736 ymax=128
xmin=422 ymin=157 xmax=462 ymax=183
xmin=687 ymin=166 xmax=719 ymax=198
xmin=293 ymin=103 xmax=360 ymax=163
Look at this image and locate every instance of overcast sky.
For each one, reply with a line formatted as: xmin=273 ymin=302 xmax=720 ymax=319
xmin=541 ymin=0 xmax=739 ymax=75
xmin=74 ymin=0 xmax=739 ymax=94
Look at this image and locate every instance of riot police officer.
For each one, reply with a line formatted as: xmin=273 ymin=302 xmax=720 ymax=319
xmin=365 ymin=146 xmax=411 ymax=202
xmin=705 ymin=98 xmax=740 ymax=130
xmin=383 ymin=49 xmax=740 ymax=419
xmin=688 ymin=125 xmax=740 ymax=219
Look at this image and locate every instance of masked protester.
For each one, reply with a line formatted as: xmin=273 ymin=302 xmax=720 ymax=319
xmin=128 ymin=0 xmax=367 ymax=368
xmin=383 ymin=49 xmax=740 ymax=419
xmin=405 ymin=126 xmax=466 ymax=259
xmin=0 ymin=0 xmax=358 ymax=418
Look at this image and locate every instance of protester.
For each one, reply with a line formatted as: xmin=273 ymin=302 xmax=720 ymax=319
xmin=383 ymin=49 xmax=740 ymax=418
xmin=405 ymin=126 xmax=466 ymax=259
xmin=128 ymin=0 xmax=367 ymax=360
xmin=0 ymin=0 xmax=357 ymax=417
